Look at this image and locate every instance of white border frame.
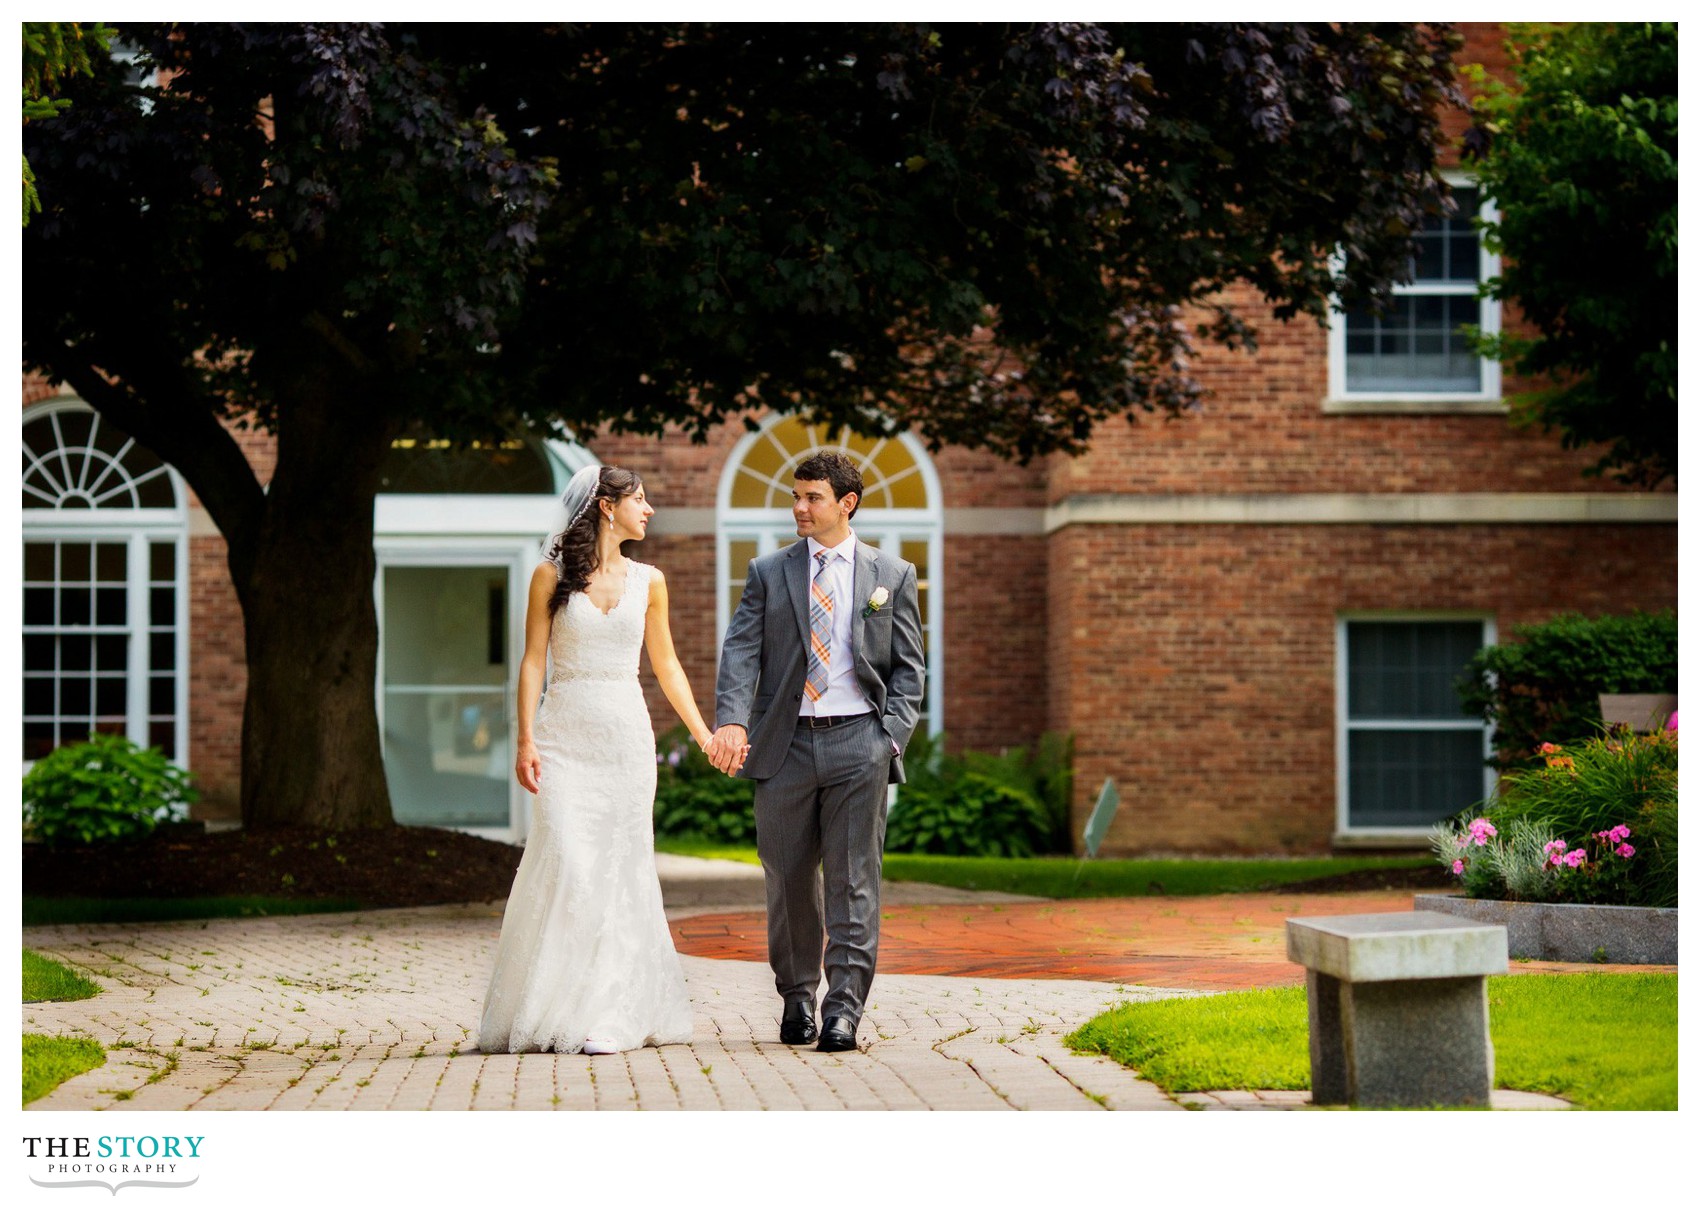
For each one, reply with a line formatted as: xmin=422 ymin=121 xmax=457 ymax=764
xmin=715 ymin=414 xmax=946 ymax=737
xmin=21 ymin=398 xmax=191 ymax=772
xmin=1334 ymin=611 xmax=1498 ymax=841
xmin=1325 ymin=171 xmax=1503 ymax=409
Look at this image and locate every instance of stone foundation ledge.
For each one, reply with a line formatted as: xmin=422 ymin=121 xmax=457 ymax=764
xmin=1413 ymin=893 xmax=1677 ymax=965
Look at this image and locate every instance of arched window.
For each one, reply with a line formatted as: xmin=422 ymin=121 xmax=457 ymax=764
xmin=21 ymin=401 xmax=188 ymax=764
xmin=717 ymin=415 xmax=944 ymax=735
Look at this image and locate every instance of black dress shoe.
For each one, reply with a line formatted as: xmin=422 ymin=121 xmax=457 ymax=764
xmin=780 ymin=1003 xmax=817 ymax=1045
xmin=816 ymin=1015 xmax=858 ymax=1053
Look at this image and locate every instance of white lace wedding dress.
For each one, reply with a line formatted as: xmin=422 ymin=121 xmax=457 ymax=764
xmin=478 ymin=560 xmax=693 ymax=1054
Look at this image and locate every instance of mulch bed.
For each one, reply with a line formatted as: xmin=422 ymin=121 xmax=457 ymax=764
xmin=23 ymin=825 xmax=523 ymax=908
xmin=23 ymin=823 xmax=1452 ymax=909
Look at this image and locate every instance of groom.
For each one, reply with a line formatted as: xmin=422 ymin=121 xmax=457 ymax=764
xmin=706 ymin=449 xmax=927 ymax=1053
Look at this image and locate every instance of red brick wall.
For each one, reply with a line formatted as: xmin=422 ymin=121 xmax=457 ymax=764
xmin=1049 ymin=523 xmax=1678 ymax=855
xmin=941 ymin=535 xmax=1049 ymax=753
xmin=187 ymin=534 xmax=246 ymax=819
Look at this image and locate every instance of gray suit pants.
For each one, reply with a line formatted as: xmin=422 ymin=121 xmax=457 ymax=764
xmin=753 ymin=713 xmax=891 ymax=1025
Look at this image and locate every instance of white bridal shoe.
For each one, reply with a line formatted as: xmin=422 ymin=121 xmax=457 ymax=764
xmin=581 ymin=1038 xmax=619 ymax=1055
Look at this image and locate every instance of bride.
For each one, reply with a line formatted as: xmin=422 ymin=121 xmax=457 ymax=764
xmin=478 ymin=464 xmax=732 ymax=1055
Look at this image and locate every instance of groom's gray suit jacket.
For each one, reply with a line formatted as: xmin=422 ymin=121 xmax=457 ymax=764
xmin=715 ymin=539 xmax=927 ymax=784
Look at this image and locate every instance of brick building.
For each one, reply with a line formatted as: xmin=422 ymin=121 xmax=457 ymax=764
xmin=20 ymin=24 xmax=1676 ymax=853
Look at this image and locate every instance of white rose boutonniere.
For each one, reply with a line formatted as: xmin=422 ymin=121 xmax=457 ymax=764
xmin=861 ymin=586 xmax=890 ymax=618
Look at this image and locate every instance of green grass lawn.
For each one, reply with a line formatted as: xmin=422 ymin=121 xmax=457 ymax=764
xmin=22 ymin=952 xmax=107 ymax=1108
xmin=23 ymin=1034 xmax=108 ymax=1106
xmin=23 ymin=894 xmax=365 ymax=927
xmin=23 ymin=949 xmax=102 ymax=1002
xmin=1066 ymin=972 xmax=1677 ymax=1110
xmin=656 ymin=838 xmax=1430 ymax=898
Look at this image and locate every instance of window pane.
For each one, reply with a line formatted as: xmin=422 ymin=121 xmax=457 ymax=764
xmin=1348 ymin=730 xmax=1486 ymax=828
xmin=59 ymin=588 xmax=90 ymax=626
xmin=150 ymin=675 xmax=175 ymax=715
xmin=149 ymin=586 xmax=175 ymax=625
xmin=150 ymin=631 xmax=176 ymax=671
xmin=97 ymin=587 xmax=128 ymax=625
xmin=24 ymin=588 xmax=55 ymax=626
xmin=150 ymin=541 xmax=175 ymax=581
xmin=61 ymin=543 xmax=90 ymax=581
xmin=148 ymin=719 xmax=176 ymax=752
xmin=1347 ymin=622 xmax=1482 ymax=720
xmin=24 ymin=721 xmax=56 ymax=761
xmin=1345 ymin=295 xmax=1482 ymax=393
xmin=24 ymin=677 xmax=54 ymax=716
xmin=23 ymin=634 xmax=54 ymax=672
xmin=96 ymin=543 xmax=126 ymax=581
xmin=24 ymin=543 xmax=53 ymax=581
xmin=95 ymin=676 xmax=127 ymax=715
xmin=61 ymin=634 xmax=92 ymax=670
xmin=61 ymin=676 xmax=91 ymax=715
xmin=95 ymin=634 xmax=127 ymax=670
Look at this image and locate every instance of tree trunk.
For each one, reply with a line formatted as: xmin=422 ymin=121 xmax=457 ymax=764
xmin=236 ymin=372 xmax=398 ymax=831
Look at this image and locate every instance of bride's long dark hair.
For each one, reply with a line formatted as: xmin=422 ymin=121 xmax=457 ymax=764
xmin=545 ymin=466 xmax=643 ymax=617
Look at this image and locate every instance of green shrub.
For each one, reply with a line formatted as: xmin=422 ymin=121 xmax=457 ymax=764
xmin=885 ymin=730 xmax=1074 ymax=857
xmin=22 ymin=734 xmax=198 ymax=847
xmin=649 ymin=726 xmax=1077 ymax=857
xmin=1431 ymin=728 xmax=1677 ymax=907
xmin=1457 ymin=610 xmax=1676 ymax=769
xmin=651 ymin=726 xmax=756 ymax=844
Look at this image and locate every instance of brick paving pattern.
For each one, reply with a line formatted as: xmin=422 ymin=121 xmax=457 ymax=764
xmin=25 ymin=865 xmax=1623 ymax=1111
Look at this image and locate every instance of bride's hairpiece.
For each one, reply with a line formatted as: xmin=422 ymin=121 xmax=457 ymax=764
xmin=546 ymin=464 xmax=604 ymax=556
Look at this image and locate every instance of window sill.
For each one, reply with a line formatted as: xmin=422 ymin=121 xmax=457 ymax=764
xmin=1331 ymin=831 xmax=1434 ymax=851
xmin=1323 ymin=397 xmax=1508 ymax=416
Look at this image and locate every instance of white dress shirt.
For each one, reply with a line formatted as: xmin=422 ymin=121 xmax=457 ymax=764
xmin=800 ymin=532 xmax=876 ymax=719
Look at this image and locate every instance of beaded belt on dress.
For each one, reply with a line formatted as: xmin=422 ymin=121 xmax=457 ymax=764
xmin=548 ymin=671 xmax=633 ymax=686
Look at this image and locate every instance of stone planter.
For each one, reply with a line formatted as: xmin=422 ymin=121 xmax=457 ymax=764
xmin=1413 ymin=893 xmax=1677 ymax=964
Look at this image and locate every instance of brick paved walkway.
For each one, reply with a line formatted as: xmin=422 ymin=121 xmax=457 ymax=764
xmin=671 ymin=887 xmax=1672 ymax=989
xmin=23 ymin=862 xmax=1619 ymax=1111
xmin=22 ymin=903 xmax=1187 ymax=1112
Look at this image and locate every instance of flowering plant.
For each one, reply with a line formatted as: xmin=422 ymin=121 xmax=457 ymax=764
xmin=1429 ymin=727 xmax=1676 ymax=907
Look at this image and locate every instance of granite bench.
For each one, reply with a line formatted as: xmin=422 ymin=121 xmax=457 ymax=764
xmin=1285 ymin=910 xmax=1509 ymax=1108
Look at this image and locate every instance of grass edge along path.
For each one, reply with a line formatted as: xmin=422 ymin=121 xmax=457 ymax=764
xmin=23 ymin=950 xmax=107 ymax=1108
xmin=1065 ymin=972 xmax=1677 ymax=1110
xmin=23 ymin=948 xmax=102 ymax=1002
xmin=656 ymin=840 xmax=1431 ymax=898
xmin=23 ymin=1034 xmax=108 ymax=1106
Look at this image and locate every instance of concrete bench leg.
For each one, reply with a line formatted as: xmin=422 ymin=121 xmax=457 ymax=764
xmin=1306 ymin=972 xmax=1494 ymax=1108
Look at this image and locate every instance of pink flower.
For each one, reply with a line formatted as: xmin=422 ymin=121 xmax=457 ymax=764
xmin=1466 ymin=818 xmax=1497 ymax=846
xmin=1452 ymin=859 xmax=1466 ymax=875
xmin=1669 ymin=710 xmax=1678 ymax=731
xmin=1616 ymin=843 xmax=1636 ymax=859
xmin=1543 ymin=839 xmax=1568 ymax=857
xmin=1539 ymin=742 xmax=1560 ymax=754
xmin=1609 ymin=824 xmax=1632 ymax=844
xmin=1564 ymin=849 xmax=1587 ymax=868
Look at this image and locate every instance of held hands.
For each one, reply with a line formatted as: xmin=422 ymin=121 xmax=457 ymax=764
xmin=703 ymin=725 xmax=750 ymax=776
xmin=515 ymin=739 xmax=542 ymax=794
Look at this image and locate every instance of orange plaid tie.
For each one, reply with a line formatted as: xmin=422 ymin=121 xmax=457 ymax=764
xmin=805 ymin=550 xmax=833 ymax=702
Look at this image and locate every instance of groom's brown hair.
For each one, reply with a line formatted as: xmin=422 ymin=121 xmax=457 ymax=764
xmin=794 ymin=449 xmax=863 ymax=519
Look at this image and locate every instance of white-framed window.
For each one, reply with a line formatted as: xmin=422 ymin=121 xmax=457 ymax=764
xmin=1336 ymin=614 xmax=1496 ymax=838
xmin=716 ymin=414 xmax=943 ymax=737
xmin=21 ymin=400 xmax=189 ymax=766
xmin=1327 ymin=176 xmax=1501 ymax=407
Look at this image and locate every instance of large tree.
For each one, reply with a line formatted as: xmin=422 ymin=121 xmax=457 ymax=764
xmin=1465 ymin=22 xmax=1677 ymax=487
xmin=24 ymin=23 xmax=1464 ymax=829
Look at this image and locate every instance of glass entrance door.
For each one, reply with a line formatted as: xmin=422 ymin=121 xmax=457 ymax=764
xmin=379 ymin=563 xmax=513 ymax=831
